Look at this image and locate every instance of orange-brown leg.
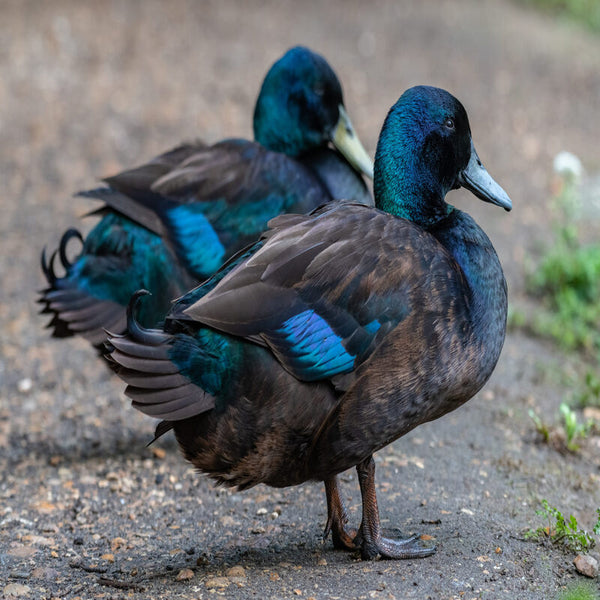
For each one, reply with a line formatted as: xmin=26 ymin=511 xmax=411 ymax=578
xmin=323 ymin=476 xmax=358 ymax=551
xmin=355 ymin=455 xmax=435 ymax=560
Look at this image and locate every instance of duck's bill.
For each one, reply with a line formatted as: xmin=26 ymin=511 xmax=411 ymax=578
xmin=331 ymin=105 xmax=374 ymax=179
xmin=458 ymin=143 xmax=512 ymax=211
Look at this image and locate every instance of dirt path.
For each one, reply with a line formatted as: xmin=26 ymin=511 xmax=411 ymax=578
xmin=1 ymin=1 xmax=599 ymax=598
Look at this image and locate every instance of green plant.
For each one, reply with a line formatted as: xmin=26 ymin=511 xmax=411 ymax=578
xmin=556 ymin=581 xmax=600 ymax=600
xmin=506 ymin=305 xmax=527 ymax=330
xmin=529 ymin=402 xmax=594 ymax=452
xmin=523 ymin=178 xmax=600 ymax=359
xmin=529 ymin=409 xmax=550 ymax=443
xmin=574 ymin=370 xmax=600 ymax=407
xmin=559 ymin=402 xmax=594 ymax=451
xmin=525 ymin=500 xmax=599 ymax=553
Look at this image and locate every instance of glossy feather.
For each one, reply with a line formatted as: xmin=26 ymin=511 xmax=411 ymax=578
xmin=39 ymin=47 xmax=372 ymax=348
xmin=107 ymin=85 xmax=511 ymax=558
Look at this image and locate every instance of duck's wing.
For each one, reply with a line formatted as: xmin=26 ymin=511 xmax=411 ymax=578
xmin=106 ymin=202 xmax=467 ymax=426
xmin=151 ymin=139 xmax=329 ymax=239
xmin=80 ymin=142 xmax=206 ymax=237
xmin=176 ymin=201 xmax=463 ymax=386
xmin=82 ymin=140 xmax=329 ymax=280
xmin=105 ymin=142 xmax=204 ymax=198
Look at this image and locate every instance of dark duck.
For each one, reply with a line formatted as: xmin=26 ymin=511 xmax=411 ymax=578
xmin=39 ymin=46 xmax=373 ymax=348
xmin=107 ymin=85 xmax=512 ymax=559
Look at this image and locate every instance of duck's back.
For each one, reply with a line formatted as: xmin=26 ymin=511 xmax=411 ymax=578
xmin=82 ymin=140 xmax=370 ymax=279
xmin=111 ymin=202 xmax=506 ymax=487
xmin=39 ymin=140 xmax=371 ymax=345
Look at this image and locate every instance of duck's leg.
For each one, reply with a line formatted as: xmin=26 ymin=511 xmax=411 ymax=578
xmin=355 ymin=455 xmax=436 ymax=560
xmin=323 ymin=476 xmax=358 ymax=551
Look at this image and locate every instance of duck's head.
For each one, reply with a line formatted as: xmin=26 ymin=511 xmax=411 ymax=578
xmin=253 ymin=46 xmax=373 ymax=178
xmin=374 ymin=86 xmax=511 ymax=226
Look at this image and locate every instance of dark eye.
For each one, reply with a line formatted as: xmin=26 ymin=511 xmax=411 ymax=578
xmin=444 ymin=117 xmax=455 ymax=130
xmin=314 ymin=84 xmax=325 ymax=97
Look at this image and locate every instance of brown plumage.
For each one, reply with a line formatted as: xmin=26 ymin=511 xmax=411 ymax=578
xmin=106 ymin=86 xmax=511 ymax=560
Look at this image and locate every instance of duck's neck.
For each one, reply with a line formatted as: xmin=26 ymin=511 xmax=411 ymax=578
xmin=376 ymin=173 xmax=450 ymax=227
xmin=374 ymin=135 xmax=454 ymax=228
xmin=299 ymin=148 xmax=373 ymax=206
xmin=431 ymin=209 xmax=507 ymax=352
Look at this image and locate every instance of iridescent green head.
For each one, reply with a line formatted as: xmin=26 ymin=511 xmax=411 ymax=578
xmin=374 ymin=86 xmax=511 ymax=226
xmin=253 ymin=46 xmax=373 ymax=178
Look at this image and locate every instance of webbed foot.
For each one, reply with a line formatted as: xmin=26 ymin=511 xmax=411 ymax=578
xmin=355 ymin=456 xmax=436 ymax=560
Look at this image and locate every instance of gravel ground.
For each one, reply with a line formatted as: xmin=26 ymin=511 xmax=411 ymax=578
xmin=1 ymin=1 xmax=600 ymax=599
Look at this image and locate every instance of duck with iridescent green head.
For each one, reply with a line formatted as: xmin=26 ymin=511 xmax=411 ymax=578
xmin=107 ymin=85 xmax=511 ymax=560
xmin=39 ymin=46 xmax=373 ymax=349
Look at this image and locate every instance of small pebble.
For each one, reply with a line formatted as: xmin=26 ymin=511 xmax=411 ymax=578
xmin=3 ymin=583 xmax=31 ymax=597
xmin=175 ymin=568 xmax=194 ymax=581
xmin=205 ymin=576 xmax=230 ymax=588
xmin=574 ymin=554 xmax=599 ymax=578
xmin=9 ymin=571 xmax=30 ymax=579
xmin=151 ymin=447 xmax=166 ymax=459
xmin=226 ymin=566 xmax=246 ymax=578
xmin=31 ymin=567 xmax=58 ymax=580
xmin=17 ymin=378 xmax=32 ymax=394
xmin=111 ymin=537 xmax=126 ymax=551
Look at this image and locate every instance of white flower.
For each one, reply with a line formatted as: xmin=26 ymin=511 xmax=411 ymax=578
xmin=553 ymin=151 xmax=583 ymax=180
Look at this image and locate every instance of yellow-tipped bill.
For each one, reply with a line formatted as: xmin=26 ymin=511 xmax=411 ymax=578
xmin=331 ymin=105 xmax=374 ymax=179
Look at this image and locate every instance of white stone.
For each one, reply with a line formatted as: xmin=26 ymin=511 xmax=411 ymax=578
xmin=574 ymin=554 xmax=599 ymax=578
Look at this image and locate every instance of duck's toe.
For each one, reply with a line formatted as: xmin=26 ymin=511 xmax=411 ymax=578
xmin=357 ymin=527 xmax=436 ymax=560
xmin=355 ymin=456 xmax=436 ymax=560
xmin=323 ymin=477 xmax=359 ymax=551
xmin=328 ymin=518 xmax=358 ymax=552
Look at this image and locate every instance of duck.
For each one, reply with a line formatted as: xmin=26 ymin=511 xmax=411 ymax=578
xmin=39 ymin=46 xmax=373 ymax=349
xmin=106 ymin=85 xmax=512 ymax=560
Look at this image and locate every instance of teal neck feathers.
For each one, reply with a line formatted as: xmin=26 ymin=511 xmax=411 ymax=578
xmin=374 ymin=86 xmax=472 ymax=228
xmin=373 ymin=86 xmax=509 ymax=339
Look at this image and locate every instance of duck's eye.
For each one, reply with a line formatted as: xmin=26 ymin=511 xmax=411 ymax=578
xmin=444 ymin=117 xmax=455 ymax=130
xmin=314 ymin=85 xmax=325 ymax=97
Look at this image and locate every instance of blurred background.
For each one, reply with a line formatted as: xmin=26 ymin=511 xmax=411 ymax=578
xmin=1 ymin=1 xmax=599 ymax=598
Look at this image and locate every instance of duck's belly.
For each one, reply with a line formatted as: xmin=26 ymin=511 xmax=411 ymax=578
xmin=172 ymin=348 xmax=340 ymax=489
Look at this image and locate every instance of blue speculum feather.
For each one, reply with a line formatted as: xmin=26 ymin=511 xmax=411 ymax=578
xmin=363 ymin=319 xmax=381 ymax=335
xmin=167 ymin=205 xmax=226 ymax=278
xmin=272 ymin=309 xmax=355 ymax=380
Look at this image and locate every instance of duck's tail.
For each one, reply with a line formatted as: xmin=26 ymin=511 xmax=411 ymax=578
xmin=105 ymin=290 xmax=217 ymax=422
xmin=38 ymin=228 xmax=126 ymax=349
